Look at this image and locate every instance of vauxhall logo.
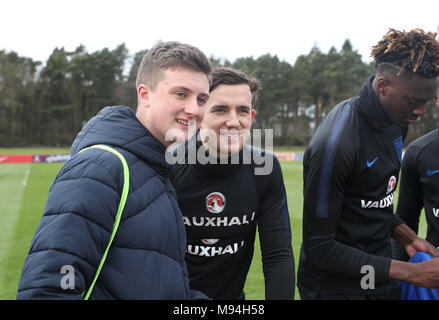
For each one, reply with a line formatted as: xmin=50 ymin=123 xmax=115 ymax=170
xmin=206 ymin=192 xmax=226 ymax=214
xmin=361 ymin=192 xmax=395 ymax=209
xmin=187 ymin=241 xmax=245 ymax=257
xmin=183 ymin=212 xmax=256 ymax=227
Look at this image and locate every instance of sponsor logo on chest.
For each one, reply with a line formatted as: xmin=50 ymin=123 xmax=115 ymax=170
xmin=386 ymin=176 xmax=397 ymax=194
xmin=183 ymin=212 xmax=256 ymax=227
xmin=187 ymin=240 xmax=245 ymax=257
xmin=361 ymin=192 xmax=395 ymax=209
xmin=206 ymin=192 xmax=226 ymax=213
xmin=360 ymin=175 xmax=397 ymax=209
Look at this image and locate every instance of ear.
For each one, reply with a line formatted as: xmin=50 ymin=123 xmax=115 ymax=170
xmin=250 ymin=109 xmax=256 ymax=123
xmin=375 ymin=75 xmax=390 ymax=96
xmin=137 ymin=83 xmax=151 ymax=108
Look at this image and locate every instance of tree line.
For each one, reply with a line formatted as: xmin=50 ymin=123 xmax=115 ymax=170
xmin=1 ymin=40 xmax=437 ymax=148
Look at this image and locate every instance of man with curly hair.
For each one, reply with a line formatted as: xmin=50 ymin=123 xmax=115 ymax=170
xmin=298 ymin=28 xmax=439 ymax=300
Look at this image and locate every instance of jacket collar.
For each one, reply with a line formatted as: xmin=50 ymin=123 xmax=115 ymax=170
xmin=71 ymin=106 xmax=171 ymax=175
xmin=356 ymin=76 xmax=394 ymax=131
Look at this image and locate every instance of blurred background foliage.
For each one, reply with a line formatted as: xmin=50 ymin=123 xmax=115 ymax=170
xmin=1 ymin=39 xmax=438 ymax=148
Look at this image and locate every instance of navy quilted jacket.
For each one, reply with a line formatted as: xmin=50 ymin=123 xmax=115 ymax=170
xmin=17 ymin=106 xmax=201 ymax=299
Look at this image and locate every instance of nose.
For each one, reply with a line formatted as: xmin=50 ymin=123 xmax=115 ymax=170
xmin=184 ymin=99 xmax=199 ymax=117
xmin=412 ymin=103 xmax=426 ymax=117
xmin=225 ymin=111 xmax=240 ymax=128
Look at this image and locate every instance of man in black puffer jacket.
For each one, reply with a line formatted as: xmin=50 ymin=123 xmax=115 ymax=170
xmin=16 ymin=41 xmax=212 ymax=299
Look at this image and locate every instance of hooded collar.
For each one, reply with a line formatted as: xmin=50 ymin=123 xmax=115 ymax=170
xmin=356 ymin=76 xmax=394 ymax=131
xmin=71 ymin=106 xmax=171 ymax=175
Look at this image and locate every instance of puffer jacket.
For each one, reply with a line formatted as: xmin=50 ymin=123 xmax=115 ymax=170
xmin=17 ymin=106 xmax=203 ymax=299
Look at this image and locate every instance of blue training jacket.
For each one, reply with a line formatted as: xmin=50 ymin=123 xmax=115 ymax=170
xmin=399 ymin=251 xmax=439 ymax=300
xmin=17 ymin=106 xmax=203 ymax=299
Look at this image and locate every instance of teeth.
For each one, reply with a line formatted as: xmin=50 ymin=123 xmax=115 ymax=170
xmin=177 ymin=119 xmax=189 ymax=126
xmin=221 ymin=131 xmax=242 ymax=138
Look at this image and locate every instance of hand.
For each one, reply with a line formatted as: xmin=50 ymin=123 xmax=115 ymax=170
xmin=405 ymin=236 xmax=439 ymax=258
xmin=393 ymin=223 xmax=439 ymax=258
xmin=410 ymin=258 xmax=439 ymax=288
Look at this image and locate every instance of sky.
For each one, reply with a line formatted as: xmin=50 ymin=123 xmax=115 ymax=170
xmin=1 ymin=0 xmax=438 ymax=66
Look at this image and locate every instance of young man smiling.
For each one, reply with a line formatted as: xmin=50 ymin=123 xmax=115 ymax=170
xmin=171 ymin=67 xmax=295 ymax=300
xmin=136 ymin=63 xmax=210 ymax=145
xmin=199 ymin=79 xmax=255 ymax=157
xmin=17 ymin=41 xmax=212 ymax=299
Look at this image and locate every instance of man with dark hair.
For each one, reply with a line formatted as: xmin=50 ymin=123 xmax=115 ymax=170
xmin=393 ymin=120 xmax=439 ymax=299
xmin=171 ymin=67 xmax=295 ymax=300
xmin=298 ymin=28 xmax=439 ymax=300
xmin=17 ymin=41 xmax=212 ymax=299
xmin=394 ymin=124 xmax=439 ymax=263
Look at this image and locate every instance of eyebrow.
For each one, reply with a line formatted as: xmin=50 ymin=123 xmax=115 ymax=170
xmin=211 ymin=104 xmax=251 ymax=110
xmin=408 ymin=96 xmax=431 ymax=103
xmin=171 ymin=86 xmax=209 ymax=98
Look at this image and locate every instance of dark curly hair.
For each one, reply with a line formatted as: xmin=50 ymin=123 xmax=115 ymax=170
xmin=371 ymin=28 xmax=439 ymax=78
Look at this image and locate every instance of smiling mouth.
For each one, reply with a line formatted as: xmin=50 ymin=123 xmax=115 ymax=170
xmin=176 ymin=119 xmax=189 ymax=126
xmin=220 ymin=131 xmax=243 ymax=140
xmin=406 ymin=117 xmax=420 ymax=123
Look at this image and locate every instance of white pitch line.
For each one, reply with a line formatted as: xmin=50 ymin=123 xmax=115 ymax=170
xmin=0 ymin=163 xmax=30 ymax=298
xmin=22 ymin=167 xmax=30 ymax=187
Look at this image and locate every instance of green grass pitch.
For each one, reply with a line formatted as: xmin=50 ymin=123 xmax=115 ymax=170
xmin=0 ymin=162 xmax=64 ymax=299
xmin=0 ymin=150 xmax=427 ymax=300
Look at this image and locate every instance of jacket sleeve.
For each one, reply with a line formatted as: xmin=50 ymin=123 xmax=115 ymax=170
xmin=190 ymin=289 xmax=210 ymax=300
xmin=16 ymin=149 xmax=123 ymax=299
xmin=393 ymin=144 xmax=424 ymax=261
xmin=257 ymin=155 xmax=295 ymax=300
xmin=302 ymin=120 xmax=391 ymax=284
